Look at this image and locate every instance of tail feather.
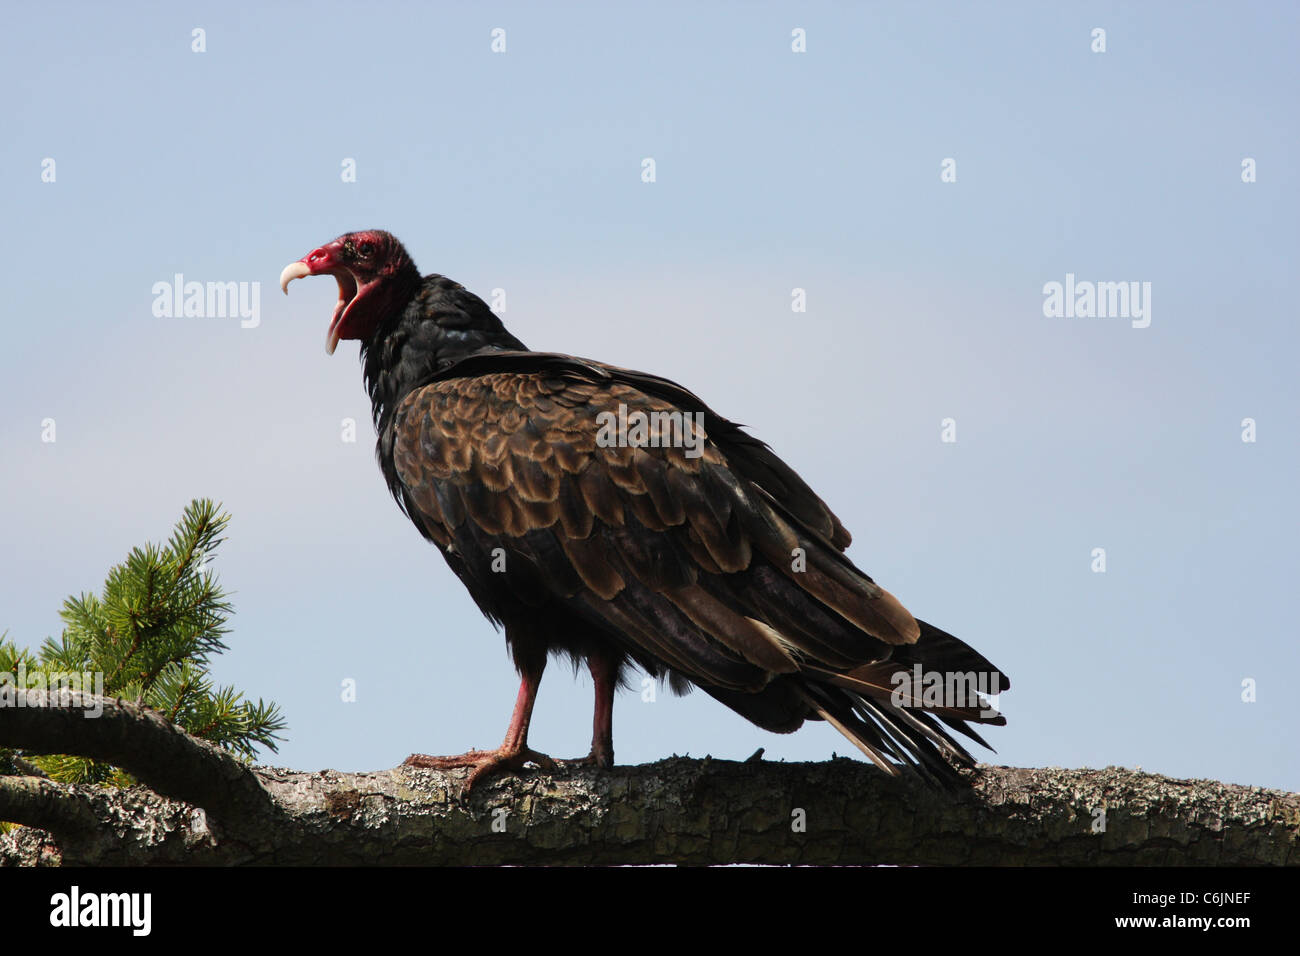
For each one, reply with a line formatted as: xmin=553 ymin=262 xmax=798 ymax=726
xmin=803 ymin=662 xmax=1005 ymax=726
xmin=936 ymin=712 xmax=999 ymax=752
xmin=800 ymin=682 xmax=976 ymax=788
xmin=797 ymin=618 xmax=1008 ymax=786
xmin=898 ymin=619 xmax=1011 ymax=694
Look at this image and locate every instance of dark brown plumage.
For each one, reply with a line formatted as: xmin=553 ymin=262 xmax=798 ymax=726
xmin=281 ymin=230 xmax=1010 ymax=788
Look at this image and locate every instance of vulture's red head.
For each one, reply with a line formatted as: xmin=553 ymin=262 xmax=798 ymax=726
xmin=280 ymin=230 xmax=419 ymax=354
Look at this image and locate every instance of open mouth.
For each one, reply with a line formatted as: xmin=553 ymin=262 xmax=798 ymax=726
xmin=280 ymin=256 xmax=371 ymax=354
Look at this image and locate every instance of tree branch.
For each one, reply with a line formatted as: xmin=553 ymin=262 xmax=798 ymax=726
xmin=2 ymin=744 xmax=1296 ymax=865
xmin=0 ymin=688 xmax=278 ymax=833
xmin=0 ymin=776 xmax=101 ymax=838
xmin=5 ymin=689 xmax=1296 ymax=865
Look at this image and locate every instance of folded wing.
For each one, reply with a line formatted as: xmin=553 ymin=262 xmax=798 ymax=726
xmin=391 ymin=353 xmax=1008 ymax=782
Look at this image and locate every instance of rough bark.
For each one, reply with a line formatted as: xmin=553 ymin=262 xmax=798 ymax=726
xmin=2 ymin=690 xmax=1297 ymax=866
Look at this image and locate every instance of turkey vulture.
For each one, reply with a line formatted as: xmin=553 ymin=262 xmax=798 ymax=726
xmin=281 ymin=230 xmax=1009 ymax=789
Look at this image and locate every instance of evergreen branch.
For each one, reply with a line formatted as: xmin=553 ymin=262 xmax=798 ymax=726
xmin=167 ymin=499 xmax=229 ymax=586
xmin=3 ymin=499 xmax=284 ymax=789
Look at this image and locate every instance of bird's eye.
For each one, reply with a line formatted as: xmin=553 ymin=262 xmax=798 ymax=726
xmin=358 ymin=241 xmax=375 ymax=257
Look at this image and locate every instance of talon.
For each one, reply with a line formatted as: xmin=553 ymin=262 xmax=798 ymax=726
xmin=559 ymin=748 xmax=614 ymax=769
xmin=524 ymin=749 xmax=559 ymax=772
xmin=401 ymin=744 xmax=559 ymax=794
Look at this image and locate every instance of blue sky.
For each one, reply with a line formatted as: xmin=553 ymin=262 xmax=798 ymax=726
xmin=2 ymin=1 xmax=1296 ymax=792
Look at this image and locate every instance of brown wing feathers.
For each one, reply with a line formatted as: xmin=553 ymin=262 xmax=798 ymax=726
xmin=392 ymin=362 xmax=1007 ymax=780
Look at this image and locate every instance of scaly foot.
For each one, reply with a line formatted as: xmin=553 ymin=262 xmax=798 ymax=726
xmin=559 ymin=745 xmax=614 ymax=769
xmin=403 ymin=745 xmax=558 ymax=792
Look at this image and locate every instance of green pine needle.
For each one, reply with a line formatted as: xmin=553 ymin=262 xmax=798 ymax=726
xmin=0 ymin=499 xmax=288 ymax=801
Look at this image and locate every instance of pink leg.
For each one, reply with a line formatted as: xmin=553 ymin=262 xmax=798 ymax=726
xmin=569 ymin=652 xmax=616 ymax=767
xmin=403 ymin=664 xmax=556 ymax=791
